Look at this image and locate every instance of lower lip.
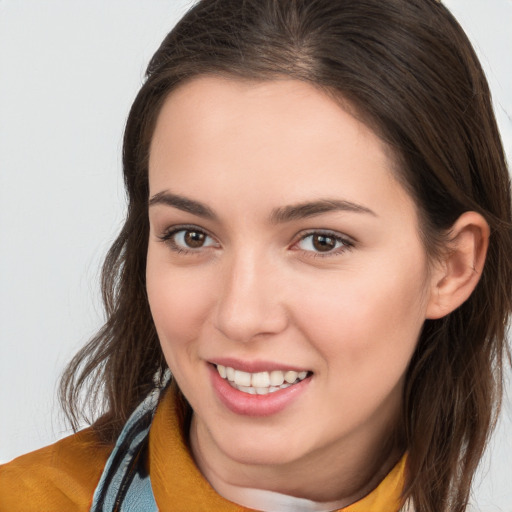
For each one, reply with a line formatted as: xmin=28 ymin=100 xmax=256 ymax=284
xmin=209 ymin=364 xmax=311 ymax=417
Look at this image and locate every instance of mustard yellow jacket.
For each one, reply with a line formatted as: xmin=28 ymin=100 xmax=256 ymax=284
xmin=0 ymin=389 xmax=406 ymax=511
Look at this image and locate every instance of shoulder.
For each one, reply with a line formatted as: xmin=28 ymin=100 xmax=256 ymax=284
xmin=0 ymin=428 xmax=112 ymax=512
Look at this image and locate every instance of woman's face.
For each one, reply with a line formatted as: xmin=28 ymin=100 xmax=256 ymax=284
xmin=146 ymin=77 xmax=436 ymax=476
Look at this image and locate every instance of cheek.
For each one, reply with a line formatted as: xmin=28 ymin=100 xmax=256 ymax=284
xmin=146 ymin=252 xmax=214 ymax=361
xmin=288 ymin=264 xmax=428 ymax=430
xmin=292 ymin=257 xmax=429 ymax=373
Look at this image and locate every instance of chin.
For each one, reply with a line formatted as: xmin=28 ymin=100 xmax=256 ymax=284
xmin=209 ymin=421 xmax=318 ymax=467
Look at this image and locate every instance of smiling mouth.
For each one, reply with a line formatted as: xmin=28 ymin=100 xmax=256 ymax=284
xmin=215 ymin=364 xmax=312 ymax=395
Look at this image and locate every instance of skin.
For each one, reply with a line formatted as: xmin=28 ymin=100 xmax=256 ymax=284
xmin=145 ymin=76 xmax=459 ymax=505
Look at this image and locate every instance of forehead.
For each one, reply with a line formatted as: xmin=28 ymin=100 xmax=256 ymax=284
xmin=148 ymin=76 xmax=413 ymax=222
xmin=150 ymin=76 xmax=390 ymax=158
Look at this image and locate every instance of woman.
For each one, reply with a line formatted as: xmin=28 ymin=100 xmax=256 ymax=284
xmin=1 ymin=0 xmax=511 ymax=511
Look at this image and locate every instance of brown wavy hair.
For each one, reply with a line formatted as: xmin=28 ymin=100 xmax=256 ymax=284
xmin=60 ymin=1 xmax=512 ymax=510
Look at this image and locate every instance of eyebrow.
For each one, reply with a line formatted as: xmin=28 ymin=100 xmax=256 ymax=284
xmin=148 ymin=191 xmax=376 ymax=222
xmin=269 ymin=199 xmax=376 ymax=223
xmin=148 ymin=191 xmax=217 ymax=219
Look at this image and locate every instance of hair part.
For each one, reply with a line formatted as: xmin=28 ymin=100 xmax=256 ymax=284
xmin=60 ymin=1 xmax=512 ymax=511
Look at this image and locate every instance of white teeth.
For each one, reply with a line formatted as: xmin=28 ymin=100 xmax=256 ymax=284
xmin=238 ymin=385 xmax=256 ymax=395
xmin=215 ymin=365 xmax=310 ymax=395
xmin=251 ymin=372 xmax=270 ymax=388
xmin=234 ymin=370 xmax=252 ymax=387
xmin=226 ymin=366 xmax=236 ymax=381
xmin=217 ymin=365 xmax=227 ymax=378
xmin=284 ymin=370 xmax=298 ymax=384
xmin=269 ymin=370 xmax=285 ymax=386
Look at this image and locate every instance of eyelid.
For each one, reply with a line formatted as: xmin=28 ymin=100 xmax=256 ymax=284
xmin=157 ymin=224 xmax=353 ymax=257
xmin=291 ymin=229 xmax=355 ymax=257
xmin=157 ymin=224 xmax=220 ymax=253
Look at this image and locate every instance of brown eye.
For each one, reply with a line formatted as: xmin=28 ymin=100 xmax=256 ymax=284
xmin=184 ymin=230 xmax=206 ymax=248
xmin=164 ymin=228 xmax=217 ymax=251
xmin=296 ymin=231 xmax=351 ymax=255
xmin=312 ymin=234 xmax=336 ymax=252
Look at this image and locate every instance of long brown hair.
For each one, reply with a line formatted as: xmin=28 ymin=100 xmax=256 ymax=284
xmin=60 ymin=1 xmax=512 ymax=510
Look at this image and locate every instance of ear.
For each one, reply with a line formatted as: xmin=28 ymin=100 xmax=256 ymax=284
xmin=426 ymin=211 xmax=490 ymax=320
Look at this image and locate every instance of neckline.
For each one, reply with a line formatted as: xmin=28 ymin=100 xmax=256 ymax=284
xmin=148 ymin=386 xmax=407 ymax=511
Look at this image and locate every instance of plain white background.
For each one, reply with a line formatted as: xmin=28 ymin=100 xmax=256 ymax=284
xmin=1 ymin=1 xmax=511 ymax=509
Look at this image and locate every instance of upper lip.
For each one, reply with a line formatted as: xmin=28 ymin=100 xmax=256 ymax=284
xmin=209 ymin=357 xmax=311 ymax=374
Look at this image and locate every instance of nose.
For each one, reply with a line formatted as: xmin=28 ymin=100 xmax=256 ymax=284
xmin=213 ymin=250 xmax=289 ymax=343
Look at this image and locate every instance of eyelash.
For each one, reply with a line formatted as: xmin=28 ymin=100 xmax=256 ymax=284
xmin=157 ymin=226 xmax=354 ymax=258
xmin=158 ymin=225 xmax=218 ymax=255
xmin=293 ymin=230 xmax=354 ymax=258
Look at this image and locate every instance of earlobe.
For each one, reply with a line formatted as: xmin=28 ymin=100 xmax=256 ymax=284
xmin=426 ymin=211 xmax=490 ymax=320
